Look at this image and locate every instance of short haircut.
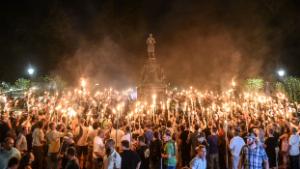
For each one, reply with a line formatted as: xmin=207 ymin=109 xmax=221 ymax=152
xmin=106 ymin=138 xmax=115 ymax=147
xmin=7 ymin=157 xmax=19 ymax=167
xmin=67 ymin=147 xmax=76 ymax=156
xmin=121 ymin=140 xmax=130 ymax=148
xmin=138 ymin=136 xmax=145 ymax=142
xmin=153 ymin=131 xmax=159 ymax=139
xmin=5 ymin=137 xmax=14 ymax=143
xmin=212 ymin=127 xmax=218 ymax=133
xmin=165 ymin=130 xmax=171 ymax=137
xmin=268 ymin=128 xmax=274 ymax=135
xmin=197 ymin=145 xmax=206 ymax=151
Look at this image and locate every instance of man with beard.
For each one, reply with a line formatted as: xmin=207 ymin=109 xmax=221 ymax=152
xmin=179 ymin=124 xmax=190 ymax=168
xmin=190 ymin=145 xmax=207 ymax=169
xmin=162 ymin=130 xmax=177 ymax=169
xmin=120 ymin=140 xmax=141 ymax=169
xmin=65 ymin=147 xmax=80 ymax=169
xmin=239 ymin=133 xmax=269 ymax=169
xmin=0 ymin=137 xmax=21 ymax=169
xmin=229 ymin=128 xmax=245 ymax=169
xmin=288 ymin=127 xmax=300 ymax=169
xmin=150 ymin=131 xmax=162 ymax=169
xmin=136 ymin=136 xmax=150 ymax=169
xmin=103 ymin=139 xmax=121 ymax=169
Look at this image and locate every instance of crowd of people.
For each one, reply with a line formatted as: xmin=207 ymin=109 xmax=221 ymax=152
xmin=0 ymin=84 xmax=300 ymax=169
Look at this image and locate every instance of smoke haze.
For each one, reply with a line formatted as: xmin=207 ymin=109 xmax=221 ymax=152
xmin=1 ymin=0 xmax=299 ymax=89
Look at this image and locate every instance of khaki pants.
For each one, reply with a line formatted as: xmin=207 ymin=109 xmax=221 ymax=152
xmin=209 ymin=153 xmax=219 ymax=169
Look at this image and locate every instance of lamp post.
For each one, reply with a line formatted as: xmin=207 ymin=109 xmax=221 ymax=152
xmin=277 ymin=69 xmax=286 ymax=78
xmin=27 ymin=67 xmax=35 ymax=77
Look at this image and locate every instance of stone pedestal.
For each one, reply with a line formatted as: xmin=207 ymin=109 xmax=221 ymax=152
xmin=137 ymin=34 xmax=166 ymax=102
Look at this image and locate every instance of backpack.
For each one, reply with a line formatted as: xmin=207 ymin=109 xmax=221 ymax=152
xmin=239 ymin=145 xmax=249 ymax=169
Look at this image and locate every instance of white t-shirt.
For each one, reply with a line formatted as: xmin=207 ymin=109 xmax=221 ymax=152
xmin=93 ymin=136 xmax=104 ymax=159
xmin=229 ymin=136 xmax=245 ymax=157
xmin=121 ymin=133 xmax=131 ymax=143
xmin=16 ymin=134 xmax=27 ymax=152
xmin=103 ymin=150 xmax=121 ymax=169
xmin=289 ymin=134 xmax=300 ymax=156
xmin=32 ymin=128 xmax=45 ymax=147
xmin=190 ymin=156 xmax=207 ymax=169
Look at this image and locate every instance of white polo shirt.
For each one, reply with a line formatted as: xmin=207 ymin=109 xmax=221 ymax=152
xmin=229 ymin=136 xmax=245 ymax=157
xmin=289 ymin=134 xmax=300 ymax=156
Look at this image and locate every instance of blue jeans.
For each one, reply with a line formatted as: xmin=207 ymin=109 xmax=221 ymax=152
xmin=167 ymin=166 xmax=176 ymax=169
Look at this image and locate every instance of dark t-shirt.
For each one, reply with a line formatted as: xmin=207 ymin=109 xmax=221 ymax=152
xmin=150 ymin=139 xmax=162 ymax=161
xmin=180 ymin=130 xmax=189 ymax=145
xmin=0 ymin=121 xmax=10 ymax=143
xmin=137 ymin=145 xmax=150 ymax=169
xmin=207 ymin=134 xmax=218 ymax=154
xmin=180 ymin=130 xmax=190 ymax=153
xmin=65 ymin=159 xmax=80 ymax=169
xmin=265 ymin=136 xmax=278 ymax=167
xmin=121 ymin=150 xmax=141 ymax=169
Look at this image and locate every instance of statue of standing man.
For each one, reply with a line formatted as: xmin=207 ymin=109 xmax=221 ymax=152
xmin=146 ymin=33 xmax=156 ymax=58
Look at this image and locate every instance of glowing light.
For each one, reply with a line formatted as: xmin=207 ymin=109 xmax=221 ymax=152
xmin=27 ymin=67 xmax=35 ymax=76
xmin=80 ymin=78 xmax=87 ymax=88
xmin=231 ymin=79 xmax=236 ymax=87
xmin=67 ymin=107 xmax=77 ymax=117
xmin=277 ymin=69 xmax=286 ymax=77
xmin=152 ymin=94 xmax=157 ymax=105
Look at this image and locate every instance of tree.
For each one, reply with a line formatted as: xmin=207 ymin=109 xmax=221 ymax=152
xmin=275 ymin=81 xmax=285 ymax=93
xmin=43 ymin=75 xmax=66 ymax=91
xmin=14 ymin=78 xmax=31 ymax=90
xmin=245 ymin=78 xmax=265 ymax=92
xmin=282 ymin=77 xmax=300 ymax=102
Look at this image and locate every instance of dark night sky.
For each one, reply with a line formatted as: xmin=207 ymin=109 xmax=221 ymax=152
xmin=0 ymin=0 xmax=300 ymax=88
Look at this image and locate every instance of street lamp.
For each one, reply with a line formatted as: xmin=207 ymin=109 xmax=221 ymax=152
xmin=277 ymin=69 xmax=286 ymax=77
xmin=27 ymin=67 xmax=35 ymax=76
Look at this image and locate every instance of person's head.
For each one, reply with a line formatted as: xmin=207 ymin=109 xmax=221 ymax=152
xmin=97 ymin=129 xmax=105 ymax=138
xmin=196 ymin=145 xmax=206 ymax=159
xmin=246 ymin=133 xmax=256 ymax=146
xmin=112 ymin=123 xmax=118 ymax=129
xmin=49 ymin=122 xmax=56 ymax=130
xmin=291 ymin=127 xmax=297 ymax=134
xmin=67 ymin=147 xmax=77 ymax=160
xmin=4 ymin=137 xmax=15 ymax=150
xmin=19 ymin=152 xmax=35 ymax=168
xmin=36 ymin=121 xmax=43 ymax=129
xmin=138 ymin=136 xmax=145 ymax=145
xmin=121 ymin=140 xmax=130 ymax=151
xmin=268 ymin=128 xmax=274 ymax=136
xmin=153 ymin=131 xmax=160 ymax=139
xmin=92 ymin=122 xmax=99 ymax=130
xmin=211 ymin=127 xmax=218 ymax=134
xmin=163 ymin=130 xmax=171 ymax=142
xmin=105 ymin=139 xmax=115 ymax=154
xmin=180 ymin=125 xmax=185 ymax=132
xmin=7 ymin=157 xmax=19 ymax=169
xmin=234 ymin=127 xmax=241 ymax=136
xmin=167 ymin=121 xmax=172 ymax=128
xmin=125 ymin=126 xmax=131 ymax=133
